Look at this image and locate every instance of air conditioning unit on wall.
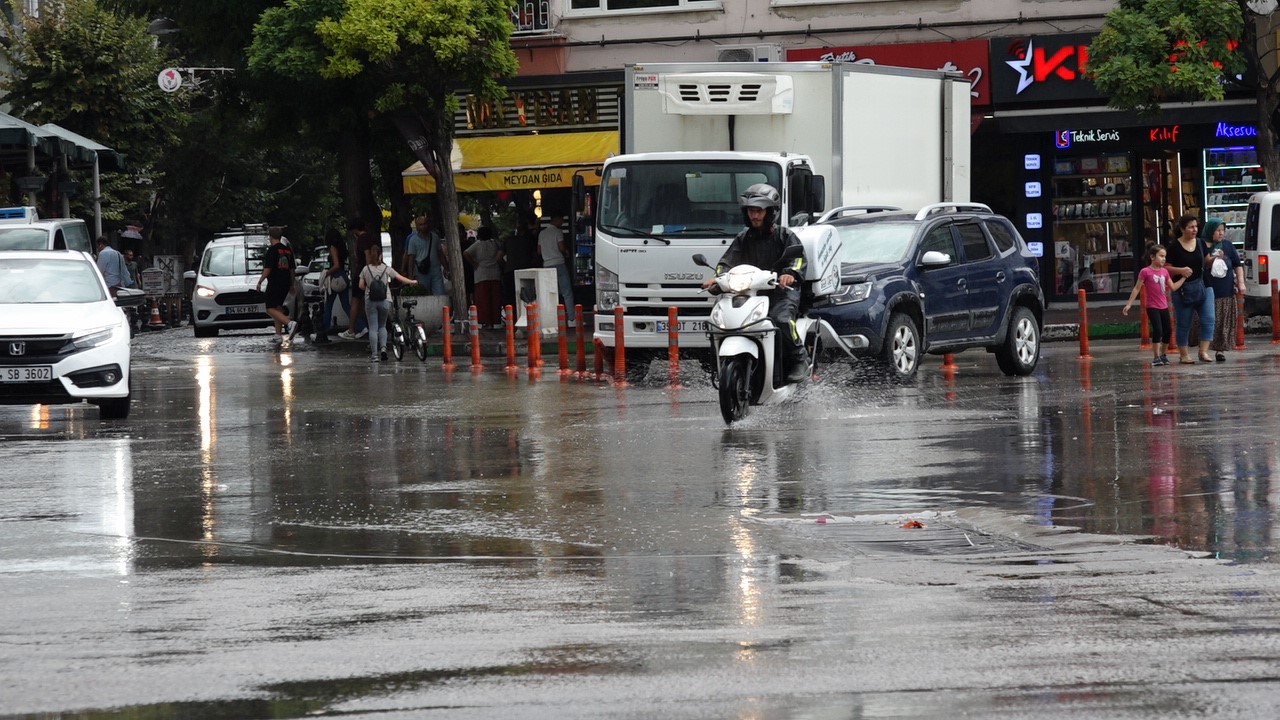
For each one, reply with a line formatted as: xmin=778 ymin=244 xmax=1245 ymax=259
xmin=716 ymin=44 xmax=783 ymax=63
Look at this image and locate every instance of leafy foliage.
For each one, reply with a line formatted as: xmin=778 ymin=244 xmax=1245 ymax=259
xmin=1090 ymin=0 xmax=1246 ymax=115
xmin=0 ymin=0 xmax=188 ymax=224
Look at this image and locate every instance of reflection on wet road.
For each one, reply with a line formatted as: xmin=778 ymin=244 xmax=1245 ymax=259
xmin=3 ymin=335 xmax=1280 ymax=717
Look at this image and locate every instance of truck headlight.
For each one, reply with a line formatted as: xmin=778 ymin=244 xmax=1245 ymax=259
xmin=596 ymin=267 xmax=619 ymax=311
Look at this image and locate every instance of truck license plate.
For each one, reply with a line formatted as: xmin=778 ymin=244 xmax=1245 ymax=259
xmin=657 ymin=320 xmax=707 ymax=333
xmin=1 ymin=366 xmax=53 ymax=383
xmin=225 ymin=305 xmax=258 ymax=315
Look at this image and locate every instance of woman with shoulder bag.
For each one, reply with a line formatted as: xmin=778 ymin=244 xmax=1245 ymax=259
xmin=1165 ymin=214 xmax=1215 ymax=364
xmin=319 ymin=227 xmax=351 ymax=342
xmin=1198 ymin=217 xmax=1246 ymax=362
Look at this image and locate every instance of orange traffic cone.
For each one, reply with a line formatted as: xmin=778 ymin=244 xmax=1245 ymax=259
xmin=147 ymin=302 xmax=165 ymax=329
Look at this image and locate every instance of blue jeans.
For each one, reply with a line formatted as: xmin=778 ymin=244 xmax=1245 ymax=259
xmin=550 ymin=262 xmax=574 ymax=310
xmin=1171 ymin=285 xmax=1215 ymax=349
xmin=365 ymin=299 xmax=390 ymax=356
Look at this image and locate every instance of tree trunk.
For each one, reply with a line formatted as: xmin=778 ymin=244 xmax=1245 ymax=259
xmin=1242 ymin=8 xmax=1280 ymax=190
xmin=336 ymin=123 xmax=379 ymax=229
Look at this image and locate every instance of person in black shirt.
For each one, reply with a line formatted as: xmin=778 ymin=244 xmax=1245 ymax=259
xmin=255 ymin=226 xmax=297 ymax=345
xmin=1164 ymin=214 xmax=1215 ymax=363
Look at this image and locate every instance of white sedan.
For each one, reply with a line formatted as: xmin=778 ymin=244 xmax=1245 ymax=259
xmin=0 ymin=250 xmax=144 ymax=419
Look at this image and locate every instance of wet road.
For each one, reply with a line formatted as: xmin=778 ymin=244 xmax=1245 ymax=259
xmin=2 ymin=329 xmax=1280 ymax=718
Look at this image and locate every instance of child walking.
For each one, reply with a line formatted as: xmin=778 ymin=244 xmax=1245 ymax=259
xmin=1122 ymin=243 xmax=1185 ymax=366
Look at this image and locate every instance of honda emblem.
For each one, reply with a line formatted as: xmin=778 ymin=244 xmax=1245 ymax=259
xmin=8 ymin=341 xmax=25 ymax=356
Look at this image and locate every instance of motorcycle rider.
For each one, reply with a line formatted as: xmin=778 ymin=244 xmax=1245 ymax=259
xmin=702 ymin=183 xmax=809 ymax=384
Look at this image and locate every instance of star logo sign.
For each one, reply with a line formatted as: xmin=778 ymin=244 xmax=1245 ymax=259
xmin=1006 ymin=39 xmax=1037 ymax=95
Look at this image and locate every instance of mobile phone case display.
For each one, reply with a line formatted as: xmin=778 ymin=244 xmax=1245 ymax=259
xmin=1051 ymin=153 xmax=1135 ymax=296
xmin=1203 ymin=147 xmax=1265 ymax=246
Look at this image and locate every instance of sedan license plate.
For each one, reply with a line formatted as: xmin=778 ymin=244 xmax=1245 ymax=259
xmin=656 ymin=320 xmax=708 ymax=333
xmin=224 ymin=305 xmax=259 ymax=315
xmin=1 ymin=366 xmax=53 ymax=383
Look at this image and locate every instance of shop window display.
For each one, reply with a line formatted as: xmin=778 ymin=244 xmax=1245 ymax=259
xmin=1051 ymin=153 xmax=1134 ymax=296
xmin=1203 ymin=146 xmax=1265 ymax=247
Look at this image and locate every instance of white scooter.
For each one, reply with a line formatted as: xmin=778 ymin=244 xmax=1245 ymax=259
xmin=693 ymin=253 xmax=821 ymax=424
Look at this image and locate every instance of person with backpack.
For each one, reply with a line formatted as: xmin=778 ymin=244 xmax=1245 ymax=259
xmin=359 ymin=242 xmax=418 ymax=361
xmin=403 ymin=214 xmax=446 ymax=295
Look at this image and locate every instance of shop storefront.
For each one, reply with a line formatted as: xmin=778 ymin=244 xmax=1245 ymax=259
xmin=987 ymin=32 xmax=1261 ymax=302
xmin=401 ymin=72 xmax=622 ymax=305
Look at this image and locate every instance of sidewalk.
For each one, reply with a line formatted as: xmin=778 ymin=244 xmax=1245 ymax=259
xmin=1042 ymin=299 xmax=1273 ymax=342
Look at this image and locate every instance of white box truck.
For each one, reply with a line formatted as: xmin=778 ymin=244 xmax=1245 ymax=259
xmin=588 ymin=61 xmax=971 ymax=359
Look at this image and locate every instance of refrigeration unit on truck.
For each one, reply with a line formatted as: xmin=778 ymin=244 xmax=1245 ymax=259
xmin=590 ymin=61 xmax=972 ymax=361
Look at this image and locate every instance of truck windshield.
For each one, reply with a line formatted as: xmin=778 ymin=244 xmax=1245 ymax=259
xmin=597 ymin=160 xmax=782 ymax=238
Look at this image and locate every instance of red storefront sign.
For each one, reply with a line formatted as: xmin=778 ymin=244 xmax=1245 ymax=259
xmin=787 ymin=40 xmax=990 ymax=107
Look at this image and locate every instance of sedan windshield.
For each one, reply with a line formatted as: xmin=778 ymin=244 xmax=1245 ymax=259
xmin=0 ymin=258 xmax=107 ymax=303
xmin=833 ymin=222 xmax=919 ymax=265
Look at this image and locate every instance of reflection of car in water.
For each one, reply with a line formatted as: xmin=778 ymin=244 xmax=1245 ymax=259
xmin=0 ymin=250 xmax=144 ymax=419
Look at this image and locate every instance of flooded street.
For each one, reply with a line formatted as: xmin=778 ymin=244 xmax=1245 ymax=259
xmin=2 ymin=331 xmax=1279 ymax=718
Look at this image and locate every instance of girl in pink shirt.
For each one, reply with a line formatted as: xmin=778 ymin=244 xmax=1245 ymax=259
xmin=1122 ymin=244 xmax=1186 ymax=366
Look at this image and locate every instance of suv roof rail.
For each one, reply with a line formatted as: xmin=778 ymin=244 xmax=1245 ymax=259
xmin=816 ymin=205 xmax=902 ymax=223
xmin=914 ymin=202 xmax=992 ymax=221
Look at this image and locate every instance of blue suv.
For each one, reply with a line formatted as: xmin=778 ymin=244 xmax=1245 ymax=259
xmin=808 ymin=203 xmax=1044 ymax=381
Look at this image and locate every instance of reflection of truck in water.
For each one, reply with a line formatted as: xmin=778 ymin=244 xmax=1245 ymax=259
xmin=591 ymin=61 xmax=972 ymax=361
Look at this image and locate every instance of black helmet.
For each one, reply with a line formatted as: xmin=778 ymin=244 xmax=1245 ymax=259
xmin=739 ymin=183 xmax=780 ymax=209
xmin=739 ymin=183 xmax=780 ymax=227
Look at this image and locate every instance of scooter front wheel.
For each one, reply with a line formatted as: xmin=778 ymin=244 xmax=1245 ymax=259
xmin=718 ymin=356 xmax=752 ymax=424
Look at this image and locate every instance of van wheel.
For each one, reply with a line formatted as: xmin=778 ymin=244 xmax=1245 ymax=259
xmin=194 ymin=326 xmax=218 ymax=338
xmin=879 ymin=312 xmax=920 ymax=382
xmin=994 ymin=306 xmax=1040 ymax=376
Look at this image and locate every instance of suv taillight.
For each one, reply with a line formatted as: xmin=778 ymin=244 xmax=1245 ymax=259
xmin=1260 ymin=255 xmax=1269 ymax=286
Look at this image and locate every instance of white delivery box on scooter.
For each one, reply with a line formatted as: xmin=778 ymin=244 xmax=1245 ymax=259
xmin=793 ymin=225 xmax=842 ymax=298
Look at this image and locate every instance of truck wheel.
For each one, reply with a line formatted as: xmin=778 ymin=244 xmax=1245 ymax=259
xmin=880 ymin=312 xmax=920 ymax=382
xmin=718 ymin=356 xmax=752 ymax=424
xmin=995 ymin=306 xmax=1040 ymax=376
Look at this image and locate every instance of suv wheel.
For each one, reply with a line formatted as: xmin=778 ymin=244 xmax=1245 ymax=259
xmin=880 ymin=312 xmax=920 ymax=382
xmin=994 ymin=306 xmax=1039 ymax=376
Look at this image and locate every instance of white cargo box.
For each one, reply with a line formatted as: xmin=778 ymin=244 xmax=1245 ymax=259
xmin=794 ymin=225 xmax=842 ymax=297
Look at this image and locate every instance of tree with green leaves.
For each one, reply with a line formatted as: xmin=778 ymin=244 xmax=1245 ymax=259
xmin=309 ymin=0 xmax=519 ymax=313
xmin=0 ymin=0 xmax=188 ymax=242
xmin=1090 ymin=1 xmax=1280 ymax=188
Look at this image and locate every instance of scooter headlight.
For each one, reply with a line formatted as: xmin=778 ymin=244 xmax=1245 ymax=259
xmin=724 ymin=267 xmax=754 ymax=294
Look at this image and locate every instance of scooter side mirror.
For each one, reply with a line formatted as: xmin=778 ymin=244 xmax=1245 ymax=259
xmin=692 ymin=253 xmax=711 ymax=268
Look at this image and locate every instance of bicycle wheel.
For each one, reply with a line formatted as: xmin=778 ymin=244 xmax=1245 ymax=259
xmin=390 ymin=319 xmax=406 ymax=361
xmin=413 ymin=322 xmax=428 ymax=361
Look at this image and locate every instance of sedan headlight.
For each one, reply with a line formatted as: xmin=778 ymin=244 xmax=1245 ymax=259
xmin=829 ymin=281 xmax=872 ymax=305
xmin=67 ymin=325 xmax=118 ymax=351
xmin=195 ymin=284 xmax=217 ymax=298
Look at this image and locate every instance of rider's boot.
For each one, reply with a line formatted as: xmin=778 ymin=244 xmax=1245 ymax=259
xmin=784 ymin=343 xmax=809 ymax=384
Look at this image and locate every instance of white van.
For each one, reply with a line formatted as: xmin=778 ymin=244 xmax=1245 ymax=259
xmin=1242 ymin=192 xmax=1280 ymax=316
xmin=0 ymin=206 xmax=92 ymax=252
xmin=189 ymin=225 xmax=307 ymax=337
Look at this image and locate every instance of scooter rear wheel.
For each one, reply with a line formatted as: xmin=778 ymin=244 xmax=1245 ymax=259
xmin=718 ymin=356 xmax=751 ymax=424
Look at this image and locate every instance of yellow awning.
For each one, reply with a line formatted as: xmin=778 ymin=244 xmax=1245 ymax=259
xmin=402 ymin=130 xmax=617 ymax=194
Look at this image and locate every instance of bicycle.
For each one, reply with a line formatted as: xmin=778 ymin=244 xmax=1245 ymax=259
xmin=389 ymin=287 xmax=429 ymax=361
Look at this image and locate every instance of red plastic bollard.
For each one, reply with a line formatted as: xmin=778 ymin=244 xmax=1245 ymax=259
xmin=613 ymin=306 xmax=628 ymax=384
xmin=442 ymin=306 xmax=455 ymax=369
xmin=557 ymin=304 xmax=571 ymax=375
xmin=593 ymin=337 xmax=606 ymax=381
xmin=1272 ymin=280 xmax=1280 ymax=344
xmin=469 ymin=305 xmax=482 ymax=370
xmin=667 ymin=307 xmax=682 ymax=387
xmin=1236 ymin=292 xmax=1247 ymax=350
xmin=504 ymin=305 xmax=518 ymax=371
xmin=1077 ymin=288 xmax=1093 ymax=359
xmin=527 ymin=303 xmax=540 ymax=369
xmin=1138 ymin=284 xmax=1150 ymax=348
xmin=575 ymin=305 xmax=587 ymax=376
